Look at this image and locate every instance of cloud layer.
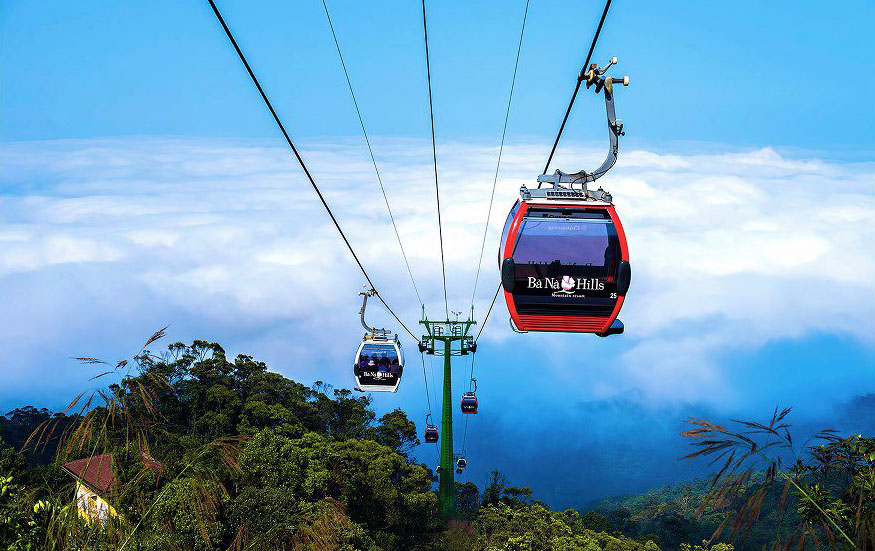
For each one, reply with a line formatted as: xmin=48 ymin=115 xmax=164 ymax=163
xmin=1 ymin=137 xmax=873 ymax=413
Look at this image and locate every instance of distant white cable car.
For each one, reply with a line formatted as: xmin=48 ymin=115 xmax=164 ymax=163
xmin=353 ymin=289 xmax=404 ymax=392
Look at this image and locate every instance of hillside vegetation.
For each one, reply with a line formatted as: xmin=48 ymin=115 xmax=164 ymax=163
xmin=1 ymin=337 xmax=870 ymax=550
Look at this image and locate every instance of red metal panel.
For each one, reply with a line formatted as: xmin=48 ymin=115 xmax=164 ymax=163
xmin=518 ymin=314 xmax=608 ymax=333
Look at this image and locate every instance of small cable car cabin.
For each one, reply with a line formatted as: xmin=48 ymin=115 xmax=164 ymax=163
xmin=460 ymin=378 xmax=478 ymax=414
xmin=354 ymin=336 xmax=403 ymax=392
xmin=460 ymin=393 xmax=478 ymax=414
xmin=424 ymin=424 xmax=439 ymax=444
xmin=353 ymin=288 xmax=404 ymax=392
xmin=424 ymin=414 xmax=439 ymax=443
xmin=498 ymin=58 xmax=631 ymax=335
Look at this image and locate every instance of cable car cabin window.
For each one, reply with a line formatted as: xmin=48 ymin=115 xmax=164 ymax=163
xmin=354 ymin=343 xmax=401 ymax=388
xmin=511 ymin=210 xmax=621 ymax=318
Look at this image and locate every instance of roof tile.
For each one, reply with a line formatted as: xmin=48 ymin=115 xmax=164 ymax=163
xmin=62 ymin=453 xmax=115 ymax=494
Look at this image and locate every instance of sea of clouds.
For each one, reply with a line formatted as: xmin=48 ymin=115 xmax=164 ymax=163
xmin=2 ymin=136 xmax=872 ymax=406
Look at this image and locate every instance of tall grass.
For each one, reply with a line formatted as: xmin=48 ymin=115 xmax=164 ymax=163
xmin=682 ymin=407 xmax=872 ymax=550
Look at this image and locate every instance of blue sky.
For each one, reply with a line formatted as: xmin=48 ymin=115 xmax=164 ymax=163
xmin=1 ymin=0 xmax=874 ymax=507
xmin=3 ymin=0 xmax=874 ymax=151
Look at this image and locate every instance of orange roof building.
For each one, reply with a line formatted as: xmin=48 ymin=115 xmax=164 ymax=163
xmin=61 ymin=453 xmax=117 ymax=522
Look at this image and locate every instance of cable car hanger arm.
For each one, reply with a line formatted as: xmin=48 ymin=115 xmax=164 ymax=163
xmin=359 ymin=288 xmax=390 ymax=337
xmin=534 ymin=57 xmax=629 ymax=193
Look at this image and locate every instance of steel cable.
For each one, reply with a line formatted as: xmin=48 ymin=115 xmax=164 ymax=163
xmin=542 ymin=0 xmax=612 ymax=175
xmin=476 ymin=282 xmax=503 ymax=341
xmin=420 ymin=0 xmax=449 ymax=318
xmin=470 ymin=0 xmax=530 ymax=310
xmin=419 ymin=352 xmax=433 ymax=415
xmin=321 ymin=0 xmax=425 ymax=308
xmin=462 ymin=0 xmax=530 ymax=462
xmin=460 ymin=352 xmax=475 ymax=455
xmin=205 ymin=0 xmax=417 ymax=340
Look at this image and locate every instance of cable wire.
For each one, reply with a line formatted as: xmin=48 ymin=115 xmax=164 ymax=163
xmin=420 ymin=0 xmax=449 ymax=318
xmin=461 ymin=0 xmax=531 ymax=463
xmin=476 ymin=0 xmax=614 ymax=342
xmin=460 ymin=352 xmax=475 ymax=454
xmin=427 ymin=353 xmax=438 ymax=411
xmin=205 ymin=0 xmax=417 ymax=340
xmin=427 ymin=352 xmax=440 ymax=460
xmin=466 ymin=283 xmax=500 ymax=462
xmin=419 ymin=352 xmax=433 ymax=415
xmin=470 ymin=0 xmax=530 ymax=309
xmin=321 ymin=0 xmax=424 ymax=307
xmin=475 ymin=283 xmax=502 ymax=341
xmin=542 ymin=0 xmax=612 ymax=174
xmin=426 ymin=354 xmax=440 ymax=466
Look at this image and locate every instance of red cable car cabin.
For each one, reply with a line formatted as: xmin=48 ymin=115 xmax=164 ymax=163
xmin=499 ymin=194 xmax=630 ymax=335
xmin=424 ymin=414 xmax=439 ymax=443
xmin=424 ymin=425 xmax=439 ymax=443
xmin=497 ymin=56 xmax=632 ymax=335
xmin=460 ymin=392 xmax=478 ymax=414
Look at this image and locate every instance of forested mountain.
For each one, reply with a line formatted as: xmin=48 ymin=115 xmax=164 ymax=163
xmin=582 ymin=412 xmax=875 ymax=551
xmin=0 ymin=339 xmax=870 ymax=550
xmin=584 ymin=477 xmax=790 ymax=550
xmin=0 ymin=340 xmax=669 ymax=550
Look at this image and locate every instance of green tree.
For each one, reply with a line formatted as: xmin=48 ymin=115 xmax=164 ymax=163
xmin=236 ymin=429 xmax=441 ymax=551
xmin=580 ymin=511 xmax=610 ymax=532
xmin=482 ymin=470 xmax=533 ymax=508
xmin=475 ymin=502 xmax=661 ymax=551
xmin=456 ymin=481 xmax=481 ymax=521
xmin=142 ymin=477 xmax=228 ymax=551
xmin=368 ymin=408 xmax=419 ymax=456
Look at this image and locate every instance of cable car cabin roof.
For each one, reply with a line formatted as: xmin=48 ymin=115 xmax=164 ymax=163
xmin=519 ymin=185 xmax=613 ymax=206
xmin=354 ymin=337 xmax=403 ymax=393
xmin=523 ymin=196 xmax=612 ymax=207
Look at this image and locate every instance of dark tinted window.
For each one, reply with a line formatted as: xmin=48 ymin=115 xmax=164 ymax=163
xmin=355 ymin=343 xmax=401 ymax=388
xmin=358 ymin=344 xmax=400 ymax=372
xmin=514 ymin=217 xmax=616 ymax=268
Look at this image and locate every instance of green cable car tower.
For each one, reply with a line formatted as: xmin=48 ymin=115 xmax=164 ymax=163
xmin=419 ymin=311 xmax=477 ymax=518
